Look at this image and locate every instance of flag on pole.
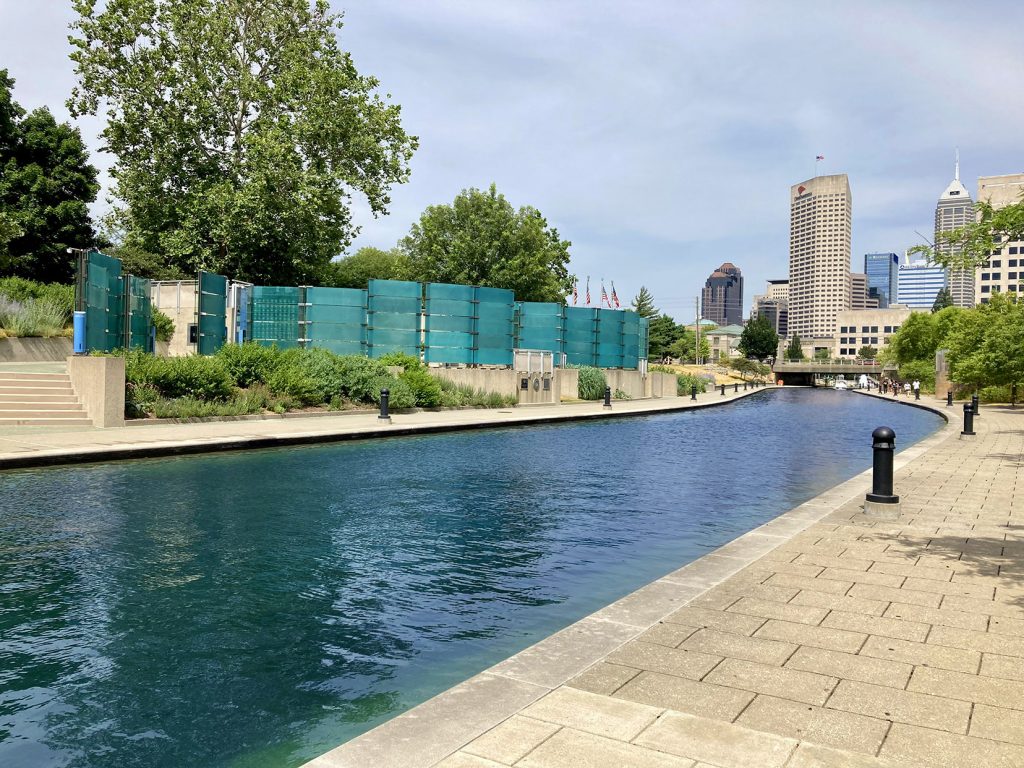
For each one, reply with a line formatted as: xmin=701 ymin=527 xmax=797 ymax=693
xmin=585 ymin=277 xmax=591 ymax=306
xmin=816 ymin=155 xmax=824 ymax=161
xmin=610 ymin=282 xmax=620 ymax=309
xmin=572 ymin=281 xmax=578 ymax=305
xmin=601 ymin=282 xmax=609 ymax=308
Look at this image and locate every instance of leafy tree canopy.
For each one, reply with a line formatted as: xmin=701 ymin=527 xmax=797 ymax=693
xmin=931 ymin=287 xmax=953 ymax=312
xmin=910 ymin=195 xmax=1024 ymax=270
xmin=0 ymin=69 xmax=98 ymax=282
xmin=401 ymin=184 xmax=572 ymax=303
xmin=324 ymin=246 xmax=411 ymax=289
xmin=68 ymin=0 xmax=417 ymax=285
xmin=631 ymin=286 xmax=657 ymax=318
xmin=858 ymin=345 xmax=878 ymax=360
xmin=786 ymin=335 xmax=805 ymax=361
xmin=647 ymin=313 xmax=682 ymax=359
xmin=738 ymin=315 xmax=778 ymax=361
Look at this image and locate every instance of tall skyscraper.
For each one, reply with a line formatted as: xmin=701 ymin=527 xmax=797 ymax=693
xmin=897 ymin=253 xmax=946 ymax=309
xmin=788 ymin=174 xmax=852 ymax=341
xmin=851 ymin=272 xmax=870 ymax=310
xmin=976 ymin=173 xmax=1024 ymax=304
xmin=701 ymin=262 xmax=744 ymax=326
xmin=935 ymin=152 xmax=975 ymax=307
xmin=750 ymin=279 xmax=788 ymax=337
xmin=864 ymin=252 xmax=899 ymax=307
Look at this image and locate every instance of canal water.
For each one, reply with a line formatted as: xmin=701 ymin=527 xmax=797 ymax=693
xmin=0 ymin=389 xmax=942 ymax=768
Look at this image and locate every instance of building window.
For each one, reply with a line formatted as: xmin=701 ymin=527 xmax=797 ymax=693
xmin=981 ymin=285 xmax=990 ymax=293
xmin=982 ymin=273 xmax=990 ymax=281
xmin=884 ymin=325 xmax=892 ymax=333
xmin=1010 ymin=272 xmax=1018 ymax=280
xmin=992 ymin=260 xmax=1002 ymax=267
xmin=1011 ymin=247 xmax=1019 ymax=255
xmin=1011 ymin=260 xmax=1019 ymax=267
xmin=992 ymin=273 xmax=1002 ymax=281
xmin=870 ymin=326 xmax=878 ymax=332
xmin=871 ymin=337 xmax=878 ymax=344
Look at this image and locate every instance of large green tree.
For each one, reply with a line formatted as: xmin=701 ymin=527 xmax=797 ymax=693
xmin=0 ymin=70 xmax=98 ymax=282
xmin=911 ymin=196 xmax=1024 ymax=270
xmin=945 ymin=293 xmax=1024 ymax=391
xmin=786 ymin=335 xmax=805 ymax=361
xmin=931 ymin=287 xmax=953 ymax=312
xmin=631 ymin=286 xmax=657 ymax=318
xmin=738 ymin=316 xmax=779 ymax=361
xmin=401 ymin=184 xmax=572 ymax=302
xmin=647 ymin=313 xmax=683 ymax=359
xmin=68 ymin=0 xmax=417 ymax=285
xmin=324 ymin=246 xmax=411 ymax=289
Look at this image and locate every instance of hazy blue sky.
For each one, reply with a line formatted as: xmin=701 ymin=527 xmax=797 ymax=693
xmin=2 ymin=1 xmax=1022 ymax=319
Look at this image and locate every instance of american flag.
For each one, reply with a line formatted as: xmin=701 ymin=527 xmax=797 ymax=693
xmin=601 ymin=282 xmax=609 ymax=307
xmin=572 ymin=281 xmax=578 ymax=305
xmin=585 ymin=277 xmax=591 ymax=306
xmin=611 ymin=282 xmax=620 ymax=309
xmin=816 ymin=154 xmax=825 ymax=161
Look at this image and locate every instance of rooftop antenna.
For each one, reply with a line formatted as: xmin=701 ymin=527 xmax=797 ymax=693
xmin=954 ymin=147 xmax=960 ymax=181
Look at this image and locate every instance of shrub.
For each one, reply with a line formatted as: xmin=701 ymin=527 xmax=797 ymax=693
xmin=576 ymin=366 xmax=607 ymax=400
xmin=4 ymin=297 xmax=69 ymax=337
xmin=336 ymin=355 xmax=393 ymax=402
xmin=0 ymin=278 xmax=74 ymax=320
xmin=676 ymin=373 xmax=707 ymax=396
xmin=896 ymin=359 xmax=935 ymax=391
xmin=0 ymin=296 xmax=21 ymax=328
xmin=376 ymin=376 xmax=416 ymax=409
xmin=400 ymin=366 xmax=443 ymax=407
xmin=613 ymin=388 xmax=631 ymax=400
xmin=216 ymin=343 xmax=281 ymax=387
xmin=125 ymin=381 xmax=160 ymax=418
xmin=152 ymin=308 xmax=175 ymax=342
xmin=376 ymin=351 xmax=423 ymax=370
xmin=267 ymin=363 xmax=322 ymax=406
xmin=153 ymin=355 xmax=235 ymax=400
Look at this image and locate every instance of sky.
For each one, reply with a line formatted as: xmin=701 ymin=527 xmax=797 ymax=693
xmin=2 ymin=0 xmax=1023 ymax=321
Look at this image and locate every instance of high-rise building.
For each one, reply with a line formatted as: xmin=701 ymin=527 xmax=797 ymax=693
xmin=750 ymin=279 xmax=788 ymax=338
xmin=851 ymin=272 xmax=870 ymax=310
xmin=897 ymin=253 xmax=946 ymax=309
xmin=864 ymin=252 xmax=899 ymax=308
xmin=976 ymin=173 xmax=1024 ymax=304
xmin=701 ymin=262 xmax=743 ymax=326
xmin=788 ymin=174 xmax=852 ymax=342
xmin=935 ymin=153 xmax=975 ymax=307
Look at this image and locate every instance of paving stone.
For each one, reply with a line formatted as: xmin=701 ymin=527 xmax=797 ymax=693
xmin=881 ymin=602 xmax=989 ymax=631
xmin=765 ymin=573 xmax=853 ymax=595
xmin=517 ymin=727 xmax=695 ymax=768
xmin=859 ymin=634 xmax=981 ymax=674
xmin=662 ymin=605 xmax=766 ymax=636
xmin=907 ymin=665 xmax=1024 ymax=709
xmin=463 ymin=716 xmax=559 ymax=765
xmin=720 ymin=583 xmax=801 ymax=603
xmin=785 ymin=646 xmax=912 ymax=688
xmin=678 ymin=627 xmax=797 ymax=665
xmin=785 ymin=742 xmax=905 ymax=768
xmin=928 ymin=625 xmax=1024 ymax=658
xmin=868 ymin=561 xmax=955 ymax=581
xmin=825 ymin=679 xmax=971 ymax=733
xmin=605 ymin=640 xmax=722 ymax=680
xmin=726 ymin=597 xmax=829 ymax=626
xmin=736 ymin=694 xmax=889 ymax=755
xmin=989 ymin=614 xmax=1024 ymax=638
xmin=789 ymin=590 xmax=888 ymax=616
xmin=613 ymin=671 xmax=754 ymax=720
xmin=565 ymin=662 xmax=641 ymax=696
xmin=846 ymin=583 xmax=942 ymax=608
xmin=903 ymin=576 xmax=995 ymax=598
xmin=821 ymin=610 xmax=930 ymax=642
xmin=880 ymin=722 xmax=1024 ymax=768
xmin=940 ymin=594 xmax=1024 ymax=619
xmin=635 ymin=622 xmax=699 ymax=648
xmin=703 ymin=657 xmax=837 ymax=706
xmin=755 ymin=618 xmax=866 ymax=654
xmin=819 ymin=567 xmax=905 ymax=588
xmin=521 ymin=686 xmax=661 ymax=741
xmin=634 ymin=710 xmax=797 ymax=768
xmin=969 ymin=703 xmax=1024 ymax=746
xmin=980 ymin=653 xmax=1024 ymax=682
xmin=684 ymin=590 xmax=744 ymax=611
xmin=793 ymin=553 xmax=874 ymax=571
xmin=434 ymin=752 xmax=509 ymax=768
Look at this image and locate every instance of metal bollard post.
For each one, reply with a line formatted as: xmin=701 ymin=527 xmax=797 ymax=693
xmin=603 ymin=385 xmax=612 ymax=409
xmin=962 ymin=403 xmax=975 ymax=436
xmin=946 ymin=391 xmax=953 ymax=407
xmin=691 ymin=384 xmax=697 ymax=401
xmin=744 ymin=382 xmax=747 ymax=391
xmin=734 ymin=383 xmax=739 ymax=393
xmin=378 ymin=388 xmax=391 ymax=423
xmin=971 ymin=394 xmax=980 ymax=417
xmin=865 ymin=426 xmax=899 ymax=517
xmin=720 ymin=384 xmax=726 ymax=396
xmin=915 ymin=388 xmax=920 ymax=400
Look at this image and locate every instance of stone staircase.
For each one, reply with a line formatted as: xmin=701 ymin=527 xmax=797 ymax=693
xmin=0 ymin=370 xmax=93 ymax=426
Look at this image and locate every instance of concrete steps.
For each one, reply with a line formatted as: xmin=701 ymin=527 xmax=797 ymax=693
xmin=0 ymin=371 xmax=92 ymax=426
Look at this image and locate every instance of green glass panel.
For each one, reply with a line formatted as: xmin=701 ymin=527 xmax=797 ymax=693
xmin=517 ymin=301 xmax=563 ymax=316
xmin=306 ymin=287 xmax=366 ymax=307
xmin=425 ymin=331 xmax=474 ymax=348
xmin=425 ymin=315 xmax=474 ymax=334
xmin=424 ymin=347 xmax=474 ymax=364
xmin=368 ymin=279 xmax=421 ymax=298
xmin=306 ymin=304 xmax=366 ymax=324
xmin=426 ymin=282 xmax=475 ymax=302
xmin=369 ymin=296 xmax=420 ymax=314
xmin=369 ymin=311 xmax=418 ymax=331
xmin=475 ymin=286 xmax=514 ymax=304
xmin=475 ymin=348 xmax=513 ymax=366
xmin=425 ymin=299 xmax=474 ymax=317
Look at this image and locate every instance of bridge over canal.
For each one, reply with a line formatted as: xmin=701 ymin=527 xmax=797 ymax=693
xmin=772 ymin=360 xmax=887 ymax=386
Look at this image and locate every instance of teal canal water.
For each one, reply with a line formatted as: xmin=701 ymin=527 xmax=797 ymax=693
xmin=0 ymin=389 xmax=943 ymax=767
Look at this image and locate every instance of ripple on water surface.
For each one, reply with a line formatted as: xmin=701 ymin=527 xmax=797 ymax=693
xmin=0 ymin=389 xmax=943 ymax=767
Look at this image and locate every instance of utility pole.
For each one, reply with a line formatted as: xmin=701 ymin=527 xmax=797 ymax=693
xmin=695 ymin=296 xmax=702 ymax=366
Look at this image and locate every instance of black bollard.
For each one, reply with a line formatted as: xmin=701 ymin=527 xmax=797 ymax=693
xmin=744 ymin=382 xmax=748 ymax=391
xmin=691 ymin=384 xmax=697 ymax=401
xmin=962 ymin=403 xmax=975 ymax=436
xmin=734 ymin=383 xmax=739 ymax=393
xmin=378 ymin=388 xmax=391 ymax=423
xmin=603 ymin=385 xmax=612 ymax=409
xmin=720 ymin=384 xmax=726 ymax=396
xmin=946 ymin=390 xmax=953 ymax=407
xmin=865 ymin=426 xmax=899 ymax=509
xmin=971 ymin=393 xmax=980 ymax=417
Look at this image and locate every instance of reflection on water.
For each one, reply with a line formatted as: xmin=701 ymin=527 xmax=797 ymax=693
xmin=0 ymin=389 xmax=942 ymax=767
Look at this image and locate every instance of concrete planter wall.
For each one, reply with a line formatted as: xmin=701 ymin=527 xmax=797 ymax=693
xmin=67 ymin=355 xmax=126 ymax=428
xmin=0 ymin=336 xmax=73 ymax=362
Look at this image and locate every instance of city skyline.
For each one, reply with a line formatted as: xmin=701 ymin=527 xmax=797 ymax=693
xmin=2 ymin=2 xmax=1022 ymax=319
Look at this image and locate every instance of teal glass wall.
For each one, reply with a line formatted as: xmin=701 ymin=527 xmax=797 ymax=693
xmin=367 ymin=279 xmax=422 ymax=358
xmin=197 ymin=271 xmax=228 ymax=355
xmin=77 ymin=250 xmax=153 ymax=353
xmin=305 ymin=287 xmax=367 ymax=356
xmin=249 ymin=286 xmax=301 ymax=348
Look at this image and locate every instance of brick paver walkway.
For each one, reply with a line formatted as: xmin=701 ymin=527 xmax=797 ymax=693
xmin=310 ymin=401 xmax=1024 ymax=768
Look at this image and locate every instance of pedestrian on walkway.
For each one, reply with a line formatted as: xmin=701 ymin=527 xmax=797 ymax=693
xmin=912 ymin=380 xmax=920 ymax=396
